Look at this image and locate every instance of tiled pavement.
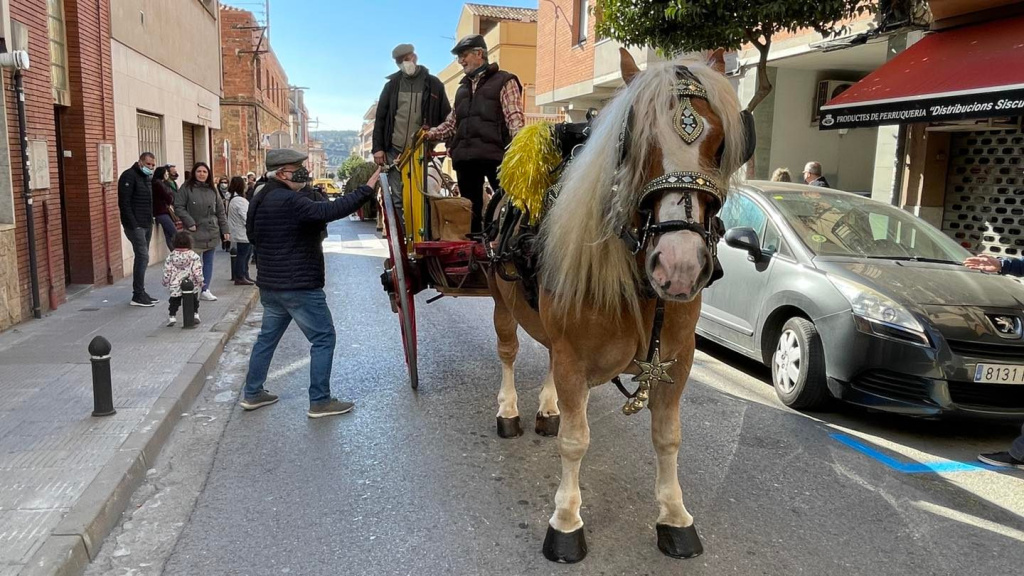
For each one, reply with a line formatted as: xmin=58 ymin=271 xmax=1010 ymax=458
xmin=0 ymin=255 xmax=257 ymax=575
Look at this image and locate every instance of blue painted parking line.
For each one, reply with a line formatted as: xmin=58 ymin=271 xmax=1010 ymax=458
xmin=830 ymin=432 xmax=1000 ymax=474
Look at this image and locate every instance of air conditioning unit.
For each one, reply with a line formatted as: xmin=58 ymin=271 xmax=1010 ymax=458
xmin=812 ymin=80 xmax=854 ymax=125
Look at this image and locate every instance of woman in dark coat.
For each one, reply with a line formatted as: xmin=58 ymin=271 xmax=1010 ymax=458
xmin=174 ymin=162 xmax=229 ymax=301
xmin=152 ymin=166 xmax=178 ymax=251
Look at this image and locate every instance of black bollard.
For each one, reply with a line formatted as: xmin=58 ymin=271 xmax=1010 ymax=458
xmin=229 ymin=246 xmax=237 ymax=278
xmin=89 ymin=336 xmax=116 ymax=417
xmin=181 ymin=278 xmax=197 ymax=329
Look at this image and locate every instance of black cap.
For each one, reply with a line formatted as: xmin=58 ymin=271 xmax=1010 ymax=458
xmin=451 ymin=34 xmax=487 ymax=55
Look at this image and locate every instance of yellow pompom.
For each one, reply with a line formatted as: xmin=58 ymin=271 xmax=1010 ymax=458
xmin=499 ymin=122 xmax=561 ymax=225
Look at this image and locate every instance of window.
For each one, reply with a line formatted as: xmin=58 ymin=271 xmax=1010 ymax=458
xmin=719 ymin=194 xmax=767 ymax=237
xmin=137 ymin=112 xmax=164 ymax=164
xmin=575 ymin=0 xmax=589 ymax=46
xmin=48 ymin=0 xmax=70 ymax=106
xmin=255 ymin=57 xmax=262 ymax=90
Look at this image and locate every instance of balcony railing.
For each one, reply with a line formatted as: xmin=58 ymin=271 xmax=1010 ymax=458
xmin=524 ymin=112 xmax=566 ymax=127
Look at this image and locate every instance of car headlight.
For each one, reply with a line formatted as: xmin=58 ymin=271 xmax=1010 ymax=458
xmin=827 ymin=274 xmax=931 ymax=347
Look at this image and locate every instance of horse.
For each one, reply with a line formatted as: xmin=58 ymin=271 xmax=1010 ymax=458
xmin=485 ymin=49 xmax=754 ymax=562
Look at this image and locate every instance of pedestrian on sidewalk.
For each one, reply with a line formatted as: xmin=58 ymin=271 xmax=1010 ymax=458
xmin=245 ymin=171 xmax=258 ymax=198
xmin=802 ymin=161 xmax=830 ymax=188
xmin=118 ymin=151 xmax=161 ymax=307
xmin=771 ymin=167 xmax=792 ymax=182
xmin=153 ymin=166 xmax=178 ymax=251
xmin=174 ymin=162 xmax=230 ymax=302
xmin=373 ymin=42 xmax=451 ymax=219
xmin=162 ymin=231 xmax=204 ymax=327
xmin=964 ymin=252 xmax=1024 ymax=470
xmin=167 ymin=164 xmax=180 ymax=194
xmin=425 ymin=34 xmax=524 ymax=235
xmin=226 ymin=176 xmax=254 ymax=285
xmin=217 ymin=176 xmax=232 ymax=252
xmin=241 ymin=148 xmax=378 ymax=418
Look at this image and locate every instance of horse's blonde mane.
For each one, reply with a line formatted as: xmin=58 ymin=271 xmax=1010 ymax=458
xmin=538 ymin=58 xmax=746 ymax=326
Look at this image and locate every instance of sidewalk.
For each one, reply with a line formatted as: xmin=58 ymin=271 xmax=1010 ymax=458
xmin=0 ymin=253 xmax=258 ymax=576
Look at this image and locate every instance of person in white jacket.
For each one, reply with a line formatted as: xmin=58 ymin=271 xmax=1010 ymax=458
xmin=226 ymin=176 xmax=254 ymax=285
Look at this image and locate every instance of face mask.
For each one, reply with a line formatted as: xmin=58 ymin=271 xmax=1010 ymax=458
xmin=289 ymin=166 xmax=311 ymax=184
xmin=219 ymin=184 xmax=228 ymax=192
xmin=141 ymin=165 xmax=154 ymax=176
xmin=401 ymin=61 xmax=417 ymax=76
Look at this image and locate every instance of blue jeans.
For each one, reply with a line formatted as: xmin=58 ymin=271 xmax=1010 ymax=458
xmin=244 ymin=288 xmax=336 ymax=404
xmin=1012 ymin=423 xmax=1024 ymax=461
xmin=200 ymin=248 xmax=215 ymax=291
xmin=155 ymin=214 xmax=176 ymax=251
xmin=232 ymin=242 xmax=252 ymax=280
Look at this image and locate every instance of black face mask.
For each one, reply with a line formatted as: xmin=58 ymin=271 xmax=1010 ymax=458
xmin=289 ymin=166 xmax=311 ymax=184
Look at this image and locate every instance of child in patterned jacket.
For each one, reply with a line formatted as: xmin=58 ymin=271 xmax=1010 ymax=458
xmin=162 ymin=231 xmax=205 ymax=326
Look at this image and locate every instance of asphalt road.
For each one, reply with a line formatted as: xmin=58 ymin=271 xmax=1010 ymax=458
xmin=89 ymin=216 xmax=1024 ymax=576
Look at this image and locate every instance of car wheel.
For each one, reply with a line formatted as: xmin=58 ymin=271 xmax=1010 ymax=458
xmin=772 ymin=317 xmax=829 ymax=410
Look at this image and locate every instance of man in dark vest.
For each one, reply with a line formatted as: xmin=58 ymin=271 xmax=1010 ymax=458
xmin=426 ymin=34 xmax=524 ymax=234
xmin=373 ymin=43 xmax=451 ymax=217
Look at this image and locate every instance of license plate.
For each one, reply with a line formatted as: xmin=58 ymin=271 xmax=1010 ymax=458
xmin=974 ymin=364 xmax=1024 ymax=384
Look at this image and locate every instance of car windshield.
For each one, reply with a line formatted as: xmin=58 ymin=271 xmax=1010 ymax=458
xmin=767 ymin=190 xmax=971 ymax=262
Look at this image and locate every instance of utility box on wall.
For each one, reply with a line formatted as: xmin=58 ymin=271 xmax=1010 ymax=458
xmin=27 ymin=140 xmax=49 ymax=190
xmin=98 ymin=143 xmax=114 ymax=183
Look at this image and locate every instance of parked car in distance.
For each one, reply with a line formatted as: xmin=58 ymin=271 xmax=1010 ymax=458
xmin=312 ymin=178 xmax=342 ymax=199
xmin=697 ymin=181 xmax=1024 ymax=419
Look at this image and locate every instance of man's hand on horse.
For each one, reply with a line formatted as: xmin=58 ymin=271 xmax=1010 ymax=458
xmin=373 ymin=151 xmax=386 ymax=166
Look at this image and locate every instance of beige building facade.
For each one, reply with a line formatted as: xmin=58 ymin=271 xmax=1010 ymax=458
xmin=111 ymin=0 xmax=222 ymax=274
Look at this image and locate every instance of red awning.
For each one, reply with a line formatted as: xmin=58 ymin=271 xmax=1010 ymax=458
xmin=818 ymin=15 xmax=1024 ymax=130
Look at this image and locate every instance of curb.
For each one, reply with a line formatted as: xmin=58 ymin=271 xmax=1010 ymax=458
xmin=19 ymin=287 xmax=259 ymax=576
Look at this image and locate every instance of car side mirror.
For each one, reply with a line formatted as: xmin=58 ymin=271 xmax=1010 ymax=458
xmin=724 ymin=227 xmax=762 ymax=260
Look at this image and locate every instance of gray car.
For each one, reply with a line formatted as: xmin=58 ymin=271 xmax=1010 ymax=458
xmin=697 ymin=181 xmax=1024 ymax=418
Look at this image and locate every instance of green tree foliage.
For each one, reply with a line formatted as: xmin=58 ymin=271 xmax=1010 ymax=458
xmin=596 ymin=0 xmax=874 ymax=111
xmin=339 ymin=155 xmax=366 ymax=179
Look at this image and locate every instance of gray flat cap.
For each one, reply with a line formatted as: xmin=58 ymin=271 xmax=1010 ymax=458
xmin=392 ymin=43 xmax=415 ymax=60
xmin=266 ymin=148 xmax=308 ymax=170
xmin=451 ymin=34 xmax=486 ymax=55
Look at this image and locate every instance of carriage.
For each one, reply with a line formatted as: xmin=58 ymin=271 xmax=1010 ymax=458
xmin=378 ymin=134 xmax=491 ymax=390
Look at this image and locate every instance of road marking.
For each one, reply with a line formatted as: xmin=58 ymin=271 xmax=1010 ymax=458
xmin=913 ymin=500 xmax=1024 ymax=543
xmin=830 ymin=432 xmax=1000 ymax=474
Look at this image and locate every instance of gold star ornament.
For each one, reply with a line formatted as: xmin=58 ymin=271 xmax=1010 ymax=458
xmin=633 ymin=348 xmax=677 ymax=384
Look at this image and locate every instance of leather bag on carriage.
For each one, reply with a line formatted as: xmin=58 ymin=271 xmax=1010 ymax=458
xmin=429 ymin=196 xmax=472 ymax=241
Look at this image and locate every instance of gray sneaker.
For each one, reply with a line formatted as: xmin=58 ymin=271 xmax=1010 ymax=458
xmin=307 ymin=398 xmax=354 ymax=419
xmin=240 ymin=390 xmax=279 ymax=411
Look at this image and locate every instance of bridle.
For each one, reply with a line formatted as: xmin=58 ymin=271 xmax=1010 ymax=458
xmin=616 ymin=66 xmax=754 ymax=286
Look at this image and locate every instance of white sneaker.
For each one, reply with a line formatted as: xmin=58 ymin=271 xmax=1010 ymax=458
xmin=166 ymin=315 xmax=176 ymax=327
xmin=193 ymin=314 xmax=201 ymax=325
xmin=200 ymin=290 xmax=217 ymax=301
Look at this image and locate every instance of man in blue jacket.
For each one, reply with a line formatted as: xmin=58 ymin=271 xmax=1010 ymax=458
xmin=964 ymin=252 xmax=1024 ymax=469
xmin=243 ymin=148 xmax=378 ymax=418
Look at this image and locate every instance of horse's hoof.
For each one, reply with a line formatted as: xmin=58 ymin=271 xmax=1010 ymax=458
xmin=496 ymin=416 xmax=523 ymax=438
xmin=656 ymin=523 xmax=703 ymax=559
xmin=542 ymin=525 xmax=587 ymax=563
xmin=535 ymin=413 xmax=560 ymax=437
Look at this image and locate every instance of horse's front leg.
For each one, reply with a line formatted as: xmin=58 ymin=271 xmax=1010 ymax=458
xmin=648 ymin=351 xmax=703 ymax=559
xmin=542 ymin=351 xmax=589 ymax=563
xmin=534 ymin=356 xmax=560 ymax=437
xmin=494 ymin=291 xmax=523 ymax=438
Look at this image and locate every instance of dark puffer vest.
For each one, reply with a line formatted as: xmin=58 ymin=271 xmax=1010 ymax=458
xmin=449 ymin=63 xmax=521 ymax=167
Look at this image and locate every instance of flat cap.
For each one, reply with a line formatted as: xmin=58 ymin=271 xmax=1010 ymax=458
xmin=451 ymin=34 xmax=487 ymax=55
xmin=266 ymin=148 xmax=308 ymax=170
xmin=392 ymin=43 xmax=415 ymax=60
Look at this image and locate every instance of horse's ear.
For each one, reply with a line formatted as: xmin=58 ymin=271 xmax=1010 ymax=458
xmin=706 ymin=48 xmax=726 ymax=74
xmin=619 ymin=48 xmax=640 ymax=85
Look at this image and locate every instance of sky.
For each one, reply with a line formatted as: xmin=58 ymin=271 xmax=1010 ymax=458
xmin=223 ymin=0 xmax=537 ymax=132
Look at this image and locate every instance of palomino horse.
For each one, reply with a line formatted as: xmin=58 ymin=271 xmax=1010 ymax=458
xmin=486 ymin=49 xmax=753 ymax=562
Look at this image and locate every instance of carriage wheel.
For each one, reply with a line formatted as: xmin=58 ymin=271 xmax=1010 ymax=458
xmin=380 ymin=174 xmax=419 ymax=390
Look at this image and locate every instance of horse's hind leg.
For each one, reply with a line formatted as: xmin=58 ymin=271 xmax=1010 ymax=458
xmin=649 ymin=359 xmax=703 ymax=559
xmin=542 ymin=352 xmax=589 ymax=563
xmin=534 ymin=356 xmax=560 ymax=437
xmin=493 ymin=292 xmax=523 ymax=438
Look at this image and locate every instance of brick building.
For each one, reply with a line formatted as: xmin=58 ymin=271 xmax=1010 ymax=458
xmin=0 ymin=0 xmax=119 ymax=331
xmin=215 ymin=4 xmax=291 ymax=178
